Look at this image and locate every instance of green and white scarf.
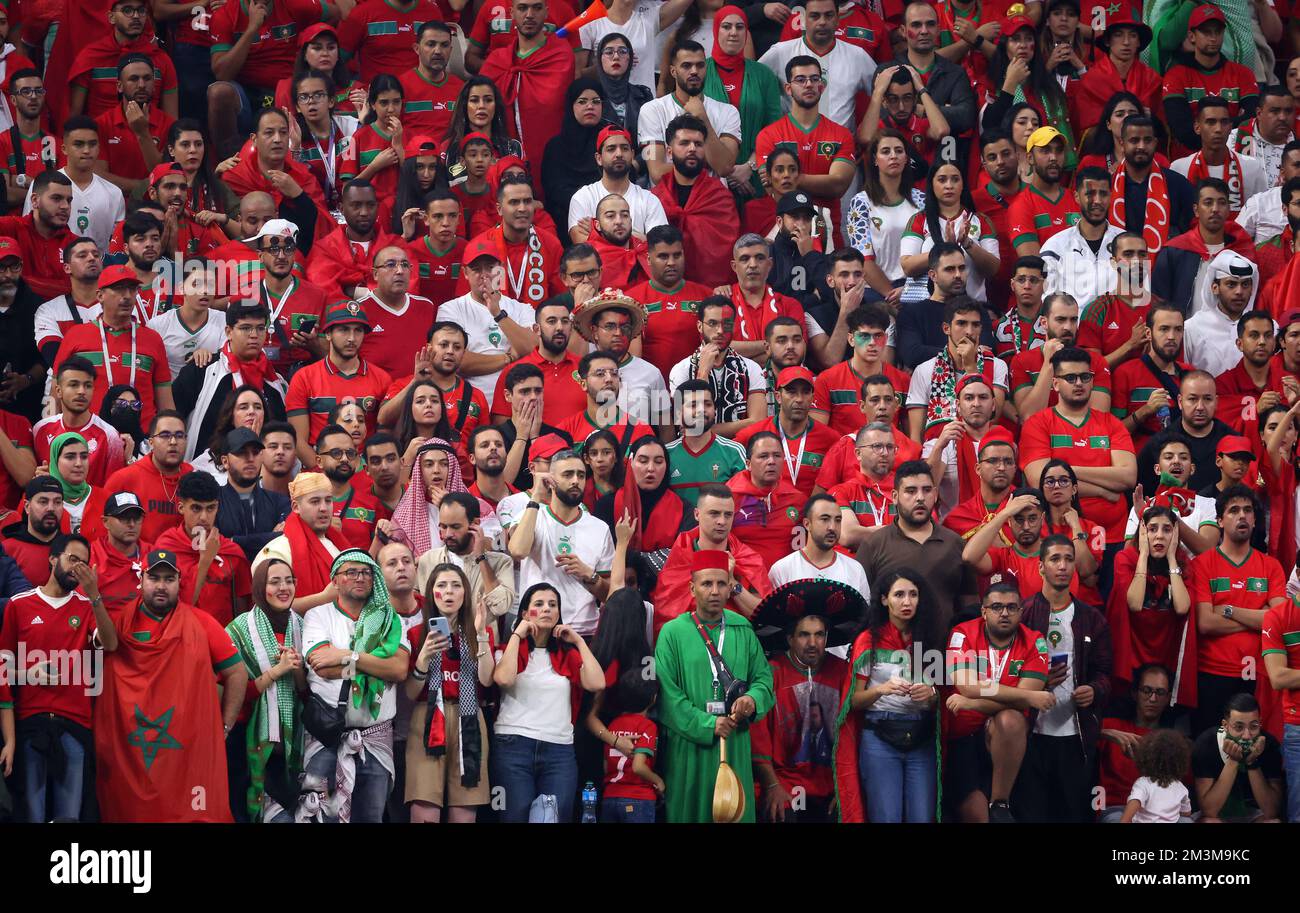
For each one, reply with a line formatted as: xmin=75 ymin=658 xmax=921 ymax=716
xmin=331 ymin=548 xmax=403 ymax=720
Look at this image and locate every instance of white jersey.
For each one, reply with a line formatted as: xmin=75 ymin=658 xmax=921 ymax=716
xmin=567 ymin=179 xmax=669 ymax=236
xmin=147 ymin=307 xmax=228 ymax=376
xmin=637 ymin=92 xmax=741 ymax=152
xmin=26 ymin=169 xmax=124 ymax=251
xmin=436 ymin=292 xmax=536 ymax=408
xmin=758 ymin=38 xmax=877 ymax=130
xmin=517 ymin=506 xmax=615 ymax=637
xmin=769 ymin=549 xmax=870 ymax=599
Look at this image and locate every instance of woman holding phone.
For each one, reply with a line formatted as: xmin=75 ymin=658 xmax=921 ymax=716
xmin=404 ymin=563 xmax=495 ymax=823
xmin=493 ymin=582 xmax=605 ymax=822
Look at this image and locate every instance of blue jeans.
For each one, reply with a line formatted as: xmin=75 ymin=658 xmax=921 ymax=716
xmin=491 ymin=733 xmax=578 ymax=823
xmin=601 ymin=795 xmax=656 ymax=823
xmin=303 ymin=744 xmax=392 ymax=824
xmin=859 ymin=716 xmax=936 ymax=823
xmin=21 ymin=729 xmax=85 ymax=823
xmin=1284 ymin=725 xmax=1300 ymax=823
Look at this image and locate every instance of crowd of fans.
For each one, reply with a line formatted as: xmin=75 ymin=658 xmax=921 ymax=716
xmin=0 ymin=0 xmax=1298 ymax=825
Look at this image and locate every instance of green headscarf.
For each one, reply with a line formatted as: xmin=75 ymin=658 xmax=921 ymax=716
xmin=330 ymin=548 xmax=402 ymax=720
xmin=49 ymin=431 xmax=91 ymax=504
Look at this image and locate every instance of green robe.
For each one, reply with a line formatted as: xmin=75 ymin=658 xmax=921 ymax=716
xmin=704 ymin=59 xmax=783 ymax=173
xmin=655 ymin=609 xmax=775 ymax=823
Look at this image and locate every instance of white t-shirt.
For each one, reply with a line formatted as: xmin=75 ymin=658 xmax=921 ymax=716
xmin=758 ymin=38 xmax=877 ymax=130
xmin=1123 ymin=494 xmax=1219 ymax=539
xmin=768 ymin=549 xmax=871 ymax=598
xmin=1236 ymin=186 xmax=1285 ymax=244
xmin=637 ymin=92 xmax=742 ymax=153
xmin=920 ymin=434 xmax=963 ymax=519
xmin=495 ymin=644 xmax=576 ymax=743
xmin=616 ymin=354 xmax=669 ymax=425
xmin=303 ymin=602 xmax=408 ymax=728
xmin=518 ymin=506 xmax=615 ymax=637
xmin=497 ymin=490 xmax=531 ymax=530
xmin=1040 ymin=223 xmax=1123 ymax=308
xmin=1170 ymin=153 xmax=1269 ymax=212
xmin=26 ymin=169 xmax=124 ymax=251
xmin=581 ymin=3 xmax=662 ymax=95
xmin=436 ymin=292 xmax=536 ymax=407
xmin=567 ymin=179 xmax=670 ymax=236
xmin=668 ymin=351 xmax=767 ymax=395
xmin=1128 ymin=776 xmax=1192 ymax=823
xmin=1035 ymin=602 xmax=1077 ymax=737
xmin=846 ymin=193 xmax=922 ymax=284
xmin=897 ymin=212 xmax=1001 ymax=303
xmin=34 ymin=294 xmax=102 ymax=350
xmin=147 ymin=307 xmax=228 ymax=376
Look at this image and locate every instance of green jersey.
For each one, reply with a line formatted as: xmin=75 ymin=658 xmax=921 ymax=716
xmin=666 ymin=434 xmax=748 ymax=506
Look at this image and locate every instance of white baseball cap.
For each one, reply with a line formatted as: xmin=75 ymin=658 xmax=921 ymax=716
xmin=244 ymin=218 xmax=300 ymax=244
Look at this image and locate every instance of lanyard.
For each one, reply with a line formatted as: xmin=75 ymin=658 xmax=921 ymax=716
xmin=98 ymin=319 xmax=137 ymax=388
xmin=311 ymin=124 xmax=338 ymax=206
xmin=778 ymin=422 xmax=808 ymax=486
xmin=865 ymin=483 xmax=888 ymax=526
xmin=133 ymin=291 xmax=152 ymax=325
xmin=690 ymin=611 xmax=726 ymax=695
xmin=986 ymin=642 xmax=1011 ymax=684
xmin=261 ymin=278 xmax=297 ymax=328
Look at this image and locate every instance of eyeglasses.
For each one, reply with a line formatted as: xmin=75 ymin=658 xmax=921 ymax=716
xmin=13 ymin=87 xmax=45 ymax=98
xmin=233 ymin=322 xmax=268 ymax=335
xmin=1138 ymin=686 xmax=1170 ymax=698
xmin=985 ymin=603 xmax=1020 ymax=615
xmin=1011 ymin=274 xmax=1044 ymax=286
xmin=790 ymin=75 xmax=824 ymax=86
xmin=852 ymin=330 xmax=886 ymax=345
xmin=113 ymin=399 xmax=143 ymax=411
xmin=152 ymin=430 xmax=187 ymax=442
xmin=296 ymin=91 xmax=329 ymax=103
xmin=587 ymin=368 xmax=619 ymax=380
xmin=601 ymin=46 xmax=631 ymax=57
xmin=0 ymin=261 xmax=22 ymax=274
xmin=337 ymin=568 xmax=374 ymax=580
xmin=566 ymin=267 xmax=601 ymax=282
xmin=117 ymin=5 xmax=149 ymax=16
xmin=860 ymin=442 xmax=896 ymax=452
xmin=376 ymin=259 xmax=411 ymax=271
xmin=321 ymin=448 xmax=359 ymax=461
xmin=596 ymin=321 xmax=631 ymax=334
xmin=263 ymin=241 xmax=295 ymax=254
xmin=1057 ymin=372 xmax=1095 ymax=385
xmin=1042 ymin=476 xmax=1073 ymax=488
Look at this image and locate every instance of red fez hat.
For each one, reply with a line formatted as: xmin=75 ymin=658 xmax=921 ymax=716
xmin=691 ymin=549 xmax=731 ymax=575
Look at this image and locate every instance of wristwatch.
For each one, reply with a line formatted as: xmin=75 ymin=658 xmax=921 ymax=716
xmin=584 ymin=572 xmax=599 ymax=585
xmin=1223 ymin=605 xmax=1235 ymax=620
xmin=731 ymin=582 xmax=743 ymax=596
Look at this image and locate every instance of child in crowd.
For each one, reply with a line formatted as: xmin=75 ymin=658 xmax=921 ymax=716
xmin=600 ymin=670 xmax=665 ymax=823
xmin=1121 ymin=728 xmax=1193 ymax=823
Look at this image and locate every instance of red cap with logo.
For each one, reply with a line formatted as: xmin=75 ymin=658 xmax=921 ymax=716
xmin=776 ymin=365 xmax=815 ymax=388
xmin=462 ymin=237 xmax=503 ymax=268
xmin=0 ymin=237 xmax=19 ymax=261
xmin=98 ymin=263 xmax=143 ymax=289
xmin=299 ymin=22 xmax=339 ymax=47
xmin=529 ymin=433 xmax=569 ymax=463
xmin=1188 ymin=3 xmax=1226 ymax=29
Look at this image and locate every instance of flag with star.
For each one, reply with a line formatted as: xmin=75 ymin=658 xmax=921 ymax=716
xmin=94 ymin=600 xmax=234 ymax=822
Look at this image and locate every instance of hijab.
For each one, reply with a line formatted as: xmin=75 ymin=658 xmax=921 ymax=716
xmin=548 ymin=77 xmax=607 ymax=171
xmin=596 ymin=32 xmax=648 ymax=141
xmin=49 ymin=431 xmax=91 ymax=504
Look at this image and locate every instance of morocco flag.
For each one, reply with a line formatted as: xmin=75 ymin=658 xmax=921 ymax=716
xmin=94 ymin=600 xmax=233 ymax=822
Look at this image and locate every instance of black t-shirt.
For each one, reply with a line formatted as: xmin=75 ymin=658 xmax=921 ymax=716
xmin=1191 ymin=727 xmax=1283 ymax=818
xmin=1136 ymin=419 xmax=1232 ymax=493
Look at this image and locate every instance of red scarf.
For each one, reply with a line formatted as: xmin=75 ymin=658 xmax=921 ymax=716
xmin=1111 ymin=165 xmax=1171 ymax=252
xmin=586 ymin=222 xmax=650 ymax=289
xmin=712 ymin=6 xmax=747 ymax=108
xmin=1184 ymin=149 xmax=1246 ymax=213
xmin=1073 ymin=54 xmax=1162 ymax=132
xmin=222 ymin=140 xmax=334 ymax=241
xmin=729 ymin=283 xmax=781 ymax=343
xmin=222 ymin=341 xmax=280 ymax=392
xmin=281 ymin=510 xmax=349 ymax=597
xmin=651 ymin=172 xmax=741 ymax=287
xmin=1260 ymin=232 xmax=1300 ymax=318
xmin=954 ymin=433 xmax=981 ymax=504
xmin=615 ymin=469 xmax=686 ymax=552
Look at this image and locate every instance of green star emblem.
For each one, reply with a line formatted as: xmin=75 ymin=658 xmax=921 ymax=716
xmin=1107 ymin=2 xmax=1120 ymax=13
xmin=127 ymin=705 xmax=182 ymax=770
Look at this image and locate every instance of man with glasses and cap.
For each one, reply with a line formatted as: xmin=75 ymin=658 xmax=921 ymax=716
xmin=285 ymin=299 xmax=393 ymax=467
xmin=88 ymin=491 xmax=150 ymax=616
xmin=237 ymin=218 xmax=327 ymax=376
xmin=53 ymin=263 xmax=175 ymax=428
xmin=95 ymin=547 xmax=246 ymax=823
xmin=217 ymin=427 xmax=291 ymax=561
xmin=573 ymin=289 xmax=667 ymax=429
xmin=1008 ymin=126 xmax=1081 ymax=257
xmin=765 ymin=192 xmax=834 ymax=317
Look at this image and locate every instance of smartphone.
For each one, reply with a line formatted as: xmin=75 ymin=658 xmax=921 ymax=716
xmin=1051 ymin=652 xmax=1069 ymax=667
xmin=299 ymin=318 xmax=318 ymax=335
xmin=429 ymin=616 xmax=451 ymax=640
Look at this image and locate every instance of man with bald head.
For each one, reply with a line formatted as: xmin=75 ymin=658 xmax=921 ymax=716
xmin=207 ymin=191 xmax=318 ymax=270
xmin=587 ymin=193 xmax=650 ymax=289
xmin=567 ymin=126 xmax=669 ymax=244
xmin=354 ymin=244 xmax=438 ymax=378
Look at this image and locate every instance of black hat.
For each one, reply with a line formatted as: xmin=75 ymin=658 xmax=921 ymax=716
xmin=752 ymin=579 xmax=868 ymax=650
xmin=776 ymin=191 xmax=816 ymax=216
xmin=224 ymin=427 xmax=264 ymax=454
xmin=144 ymin=549 xmax=180 ymax=573
xmin=104 ymin=491 xmax=146 ymax=517
xmin=24 ymin=475 xmax=63 ymax=499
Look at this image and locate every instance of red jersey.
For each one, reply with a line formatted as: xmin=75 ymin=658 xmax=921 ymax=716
xmin=1190 ymin=546 xmax=1284 ymax=677
xmin=339 ymin=122 xmax=400 ymax=203
xmin=554 ymin=411 xmax=654 ymax=452
xmin=489 ymin=350 xmax=585 ymax=426
xmin=209 ymin=0 xmax=328 ymax=88
xmin=0 ymin=214 xmax=74 ymax=299
xmin=627 ymin=278 xmax=714 ymax=375
xmin=1162 ymin=57 xmax=1259 ymax=121
xmin=1262 ymin=598 xmax=1300 ymax=723
xmin=727 ymin=284 xmax=806 ymax=346
xmin=1008 ymin=184 xmax=1081 ymax=249
xmin=750 ymin=652 xmax=849 ymax=800
xmin=1214 ymin=360 xmax=1286 ymax=433
xmin=0 ymin=588 xmax=98 ymax=726
xmin=987 ymin=544 xmax=1084 ymax=602
xmin=94 ymin=103 xmax=175 ymax=181
xmin=119 ymin=601 xmax=241 ymax=671
xmin=285 ymin=356 xmax=393 ymax=446
xmin=945 ymin=618 xmax=1050 ymax=739
xmin=1077 ymin=294 xmax=1149 ymax=366
xmin=249 ymin=277 xmax=331 ymax=373
xmin=332 ymin=481 xmax=380 ymax=550
xmin=1097 ymin=716 xmax=1152 ymax=810
xmin=32 ymin=414 xmax=124 ymax=488
xmin=815 ymin=427 xmax=920 ymax=491
xmin=601 ymin=711 xmax=659 ymax=801
xmin=450 ymin=184 xmax=493 ymax=239
xmin=812 ymin=360 xmax=911 ymax=436
xmin=383 ymin=374 xmax=488 ymax=439
xmin=0 ymin=411 xmax=34 ymax=510
xmin=1019 ymin=406 xmax=1135 ymax=539
xmin=754 ymin=113 xmax=856 ymax=239
xmin=1009 ymin=347 xmax=1112 ymax=407
xmin=1109 ymin=357 xmax=1188 ymax=447
xmin=727 ymin=475 xmax=803 ymax=568
xmin=407 ymin=236 xmax=465 ymax=305
xmin=734 ymin=418 xmax=841 ymax=500
xmin=466 ymin=0 xmax=578 ymax=54
xmin=358 ymin=292 xmax=438 ymax=379
xmin=336 ymin=0 xmax=453 ymax=83
xmin=0 ymin=128 xmax=53 ymax=187
xmin=152 ymin=525 xmax=253 ymax=627
xmin=53 ymin=320 xmax=172 ymax=427
xmin=68 ymin=34 xmax=178 ymax=118
xmin=456 ymin=226 xmax=566 ymax=308
xmin=943 ymin=491 xmax=1013 ymax=544
xmin=829 ymin=472 xmax=895 ymax=528
xmin=92 ymin=458 xmax=194 ymax=545
xmin=971 ymin=179 xmax=1024 ymax=313
xmin=398 ymin=68 xmax=464 ymax=138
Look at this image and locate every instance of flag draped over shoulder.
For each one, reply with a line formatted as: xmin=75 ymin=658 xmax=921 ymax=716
xmin=94 ymin=601 xmax=233 ymax=823
xmin=650 ymin=529 xmax=771 ymax=638
xmin=479 ymin=35 xmax=574 ymax=172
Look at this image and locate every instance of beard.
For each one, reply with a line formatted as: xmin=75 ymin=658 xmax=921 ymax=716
xmin=324 ymin=463 xmax=355 ymax=484
xmin=540 ymin=331 xmax=568 ymax=355
xmin=672 ymin=154 xmax=704 ymax=178
xmin=604 ymin=159 xmax=629 ymax=179
xmin=555 ymin=486 xmax=585 ymax=508
xmin=598 ymin=226 xmax=631 ymax=247
xmin=475 ymin=457 xmax=504 ymax=478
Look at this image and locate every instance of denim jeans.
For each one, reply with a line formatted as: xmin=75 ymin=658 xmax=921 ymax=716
xmin=1284 ymin=725 xmax=1300 ymax=823
xmin=171 ymin=41 xmax=214 ymax=122
xmin=491 ymin=733 xmax=578 ymax=823
xmin=303 ymin=745 xmax=393 ymax=823
xmin=21 ymin=729 xmax=86 ymax=823
xmin=600 ymin=795 xmax=656 ymax=823
xmin=859 ymin=715 xmax=936 ymax=823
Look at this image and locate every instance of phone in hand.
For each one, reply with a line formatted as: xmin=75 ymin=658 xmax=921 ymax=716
xmin=299 ymin=318 xmax=317 ymax=335
xmin=429 ymin=615 xmax=451 ymax=640
xmin=1051 ymin=652 xmax=1069 ymax=668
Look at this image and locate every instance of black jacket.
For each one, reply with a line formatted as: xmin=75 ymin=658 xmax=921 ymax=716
xmin=0 ymin=279 xmax=46 ymax=422
xmin=217 ymin=483 xmax=291 ymax=561
xmin=770 ymin=231 xmax=829 ymax=318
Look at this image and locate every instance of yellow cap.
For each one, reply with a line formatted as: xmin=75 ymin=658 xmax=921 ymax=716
xmin=1026 ymin=125 xmax=1065 ymax=153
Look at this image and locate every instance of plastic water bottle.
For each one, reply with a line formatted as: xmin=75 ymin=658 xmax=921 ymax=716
xmin=581 ymin=782 xmax=598 ymax=823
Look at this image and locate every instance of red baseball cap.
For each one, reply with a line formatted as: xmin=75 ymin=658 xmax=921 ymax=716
xmin=1099 ymin=12 xmax=1153 ymax=49
xmin=977 ymin=426 xmax=1017 ymax=455
xmin=1215 ymin=435 xmax=1255 ymax=459
xmin=776 ymin=365 xmax=815 ymax=389
xmin=299 ymin=22 xmax=339 ymax=47
xmin=98 ymin=263 xmax=142 ymax=289
xmin=0 ymin=237 xmax=19 ymax=261
xmin=955 ymin=373 xmax=994 ymax=396
xmin=1188 ymin=3 xmax=1226 ymax=29
xmin=462 ymin=237 xmax=503 ymax=269
xmin=1000 ymin=11 xmax=1035 ymax=35
xmin=460 ymin=131 xmax=493 ymax=152
xmin=148 ymin=161 xmax=186 ymax=187
xmin=1279 ymin=309 xmax=1300 ymax=332
xmin=404 ymin=135 xmax=441 ymax=160
xmin=596 ymin=125 xmax=633 ymax=152
xmin=529 ymin=433 xmax=569 ymax=463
